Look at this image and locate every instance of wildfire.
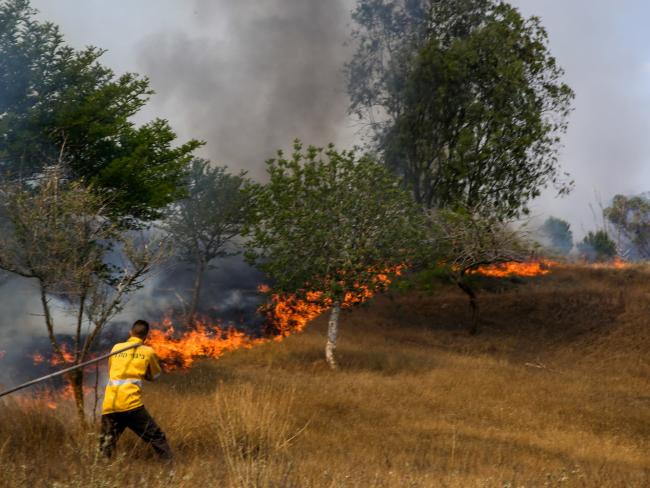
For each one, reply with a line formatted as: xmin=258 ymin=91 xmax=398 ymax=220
xmin=261 ymin=267 xmax=402 ymax=337
xmin=146 ymin=317 xmax=266 ymax=371
xmin=471 ymin=256 xmax=632 ymax=278
xmin=471 ymin=260 xmax=555 ymax=278
xmin=145 ymin=268 xmax=402 ymax=369
xmin=18 ymin=266 xmax=402 ymax=407
xmin=31 ymin=344 xmax=74 ymax=367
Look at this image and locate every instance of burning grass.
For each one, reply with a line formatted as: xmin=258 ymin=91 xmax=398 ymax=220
xmin=1 ymin=265 xmax=649 ymax=486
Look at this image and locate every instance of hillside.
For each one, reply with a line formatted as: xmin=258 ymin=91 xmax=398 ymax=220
xmin=1 ymin=266 xmax=649 ymax=487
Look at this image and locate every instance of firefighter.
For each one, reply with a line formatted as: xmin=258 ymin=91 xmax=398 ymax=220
xmin=99 ymin=320 xmax=172 ymax=461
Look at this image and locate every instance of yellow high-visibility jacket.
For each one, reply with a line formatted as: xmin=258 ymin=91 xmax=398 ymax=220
xmin=101 ymin=337 xmax=162 ymax=414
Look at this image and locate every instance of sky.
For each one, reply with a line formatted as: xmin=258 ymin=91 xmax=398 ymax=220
xmin=30 ymin=0 xmax=650 ymax=237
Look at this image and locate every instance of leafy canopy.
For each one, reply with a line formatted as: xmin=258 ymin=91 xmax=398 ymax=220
xmin=577 ymin=230 xmax=616 ymax=262
xmin=164 ymin=159 xmax=250 ymax=266
xmin=604 ymin=194 xmax=650 ymax=259
xmin=244 ymin=141 xmax=424 ymax=304
xmin=429 ymin=206 xmax=531 ymax=276
xmin=347 ymin=0 xmax=574 ymax=217
xmin=0 ymin=0 xmax=202 ymax=220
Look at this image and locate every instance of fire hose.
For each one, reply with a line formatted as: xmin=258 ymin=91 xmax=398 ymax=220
xmin=0 ymin=342 xmax=141 ymax=399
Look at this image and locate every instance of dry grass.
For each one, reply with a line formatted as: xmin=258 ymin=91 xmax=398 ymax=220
xmin=1 ymin=266 xmax=649 ymax=487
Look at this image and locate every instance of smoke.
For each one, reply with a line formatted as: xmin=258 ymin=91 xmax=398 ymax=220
xmin=511 ymin=0 xmax=650 ymax=236
xmin=136 ymin=0 xmax=355 ymax=180
xmin=5 ymin=0 xmax=647 ymax=377
xmin=121 ymin=254 xmax=267 ymax=333
xmin=32 ymin=0 xmax=650 ymax=233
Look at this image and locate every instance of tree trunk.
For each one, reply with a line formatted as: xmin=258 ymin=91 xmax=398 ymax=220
xmin=325 ymin=303 xmax=341 ymax=370
xmin=68 ymin=369 xmax=86 ymax=427
xmin=457 ymin=281 xmax=479 ymax=335
xmin=188 ymin=258 xmax=205 ymax=326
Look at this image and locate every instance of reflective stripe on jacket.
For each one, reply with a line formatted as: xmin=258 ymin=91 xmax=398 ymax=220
xmin=101 ymin=337 xmax=162 ymax=414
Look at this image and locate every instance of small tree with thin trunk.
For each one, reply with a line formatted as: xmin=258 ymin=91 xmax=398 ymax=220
xmin=430 ymin=206 xmax=530 ymax=335
xmin=245 ymin=141 xmax=423 ymax=369
xmin=577 ymin=230 xmax=617 ymax=263
xmin=163 ymin=159 xmax=249 ymax=325
xmin=0 ymin=167 xmax=167 ymax=424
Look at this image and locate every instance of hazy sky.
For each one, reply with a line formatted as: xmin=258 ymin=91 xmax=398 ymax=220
xmin=30 ymin=0 xmax=650 ymax=237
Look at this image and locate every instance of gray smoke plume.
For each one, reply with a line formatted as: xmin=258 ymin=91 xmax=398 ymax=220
xmin=29 ymin=1 xmax=650 ymax=233
xmin=137 ymin=0 xmax=355 ymax=179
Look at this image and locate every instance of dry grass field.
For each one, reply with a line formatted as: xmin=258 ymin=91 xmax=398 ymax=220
xmin=1 ymin=266 xmax=649 ymax=487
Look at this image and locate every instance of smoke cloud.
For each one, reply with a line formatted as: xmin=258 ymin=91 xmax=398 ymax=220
xmin=136 ymin=0 xmax=355 ymax=179
xmin=4 ymin=0 xmax=648 ymax=377
xmin=511 ymin=0 xmax=650 ymax=236
xmin=31 ymin=0 xmax=650 ymax=233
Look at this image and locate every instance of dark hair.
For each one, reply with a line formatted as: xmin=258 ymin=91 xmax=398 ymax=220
xmin=131 ymin=319 xmax=150 ymax=339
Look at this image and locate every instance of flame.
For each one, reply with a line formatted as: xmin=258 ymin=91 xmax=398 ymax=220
xmin=471 ymin=260 xmax=555 ymax=278
xmin=260 ymin=266 xmax=402 ymax=337
xmin=31 ymin=344 xmax=74 ymax=367
xmin=32 ymin=352 xmax=45 ymax=364
xmin=146 ymin=317 xmax=266 ymax=371
xmin=146 ymin=267 xmax=401 ymax=370
xmin=21 ymin=267 xmax=402 ymax=406
xmin=470 ymin=256 xmax=632 ymax=278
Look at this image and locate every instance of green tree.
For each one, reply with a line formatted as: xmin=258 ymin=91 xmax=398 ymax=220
xmin=0 ymin=168 xmax=167 ymax=424
xmin=164 ymin=159 xmax=250 ymax=325
xmin=0 ymin=0 xmax=201 ymax=221
xmin=245 ymin=141 xmax=424 ymax=369
xmin=577 ymin=230 xmax=616 ymax=262
xmin=430 ymin=206 xmax=531 ymax=334
xmin=347 ymin=0 xmax=573 ymax=217
xmin=603 ymin=194 xmax=650 ymax=259
xmin=541 ymin=216 xmax=573 ymax=256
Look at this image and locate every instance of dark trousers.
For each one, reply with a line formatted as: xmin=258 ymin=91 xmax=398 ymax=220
xmin=100 ymin=406 xmax=172 ymax=461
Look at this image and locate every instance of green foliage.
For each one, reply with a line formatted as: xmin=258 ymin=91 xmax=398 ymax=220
xmin=347 ymin=0 xmax=573 ymax=218
xmin=429 ymin=206 xmax=531 ymax=276
xmin=165 ymin=159 xmax=250 ymax=265
xmin=244 ymin=141 xmax=424 ymax=304
xmin=577 ymin=230 xmax=617 ymax=262
xmin=164 ymin=159 xmax=250 ymax=321
xmin=541 ymin=216 xmax=573 ymax=255
xmin=0 ymin=0 xmax=201 ymax=221
xmin=603 ymin=194 xmax=650 ymax=259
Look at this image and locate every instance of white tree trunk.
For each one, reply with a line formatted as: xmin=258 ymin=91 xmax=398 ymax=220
xmin=325 ymin=303 xmax=340 ymax=370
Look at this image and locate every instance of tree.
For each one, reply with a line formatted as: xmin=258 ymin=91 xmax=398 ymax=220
xmin=164 ymin=159 xmax=250 ymax=325
xmin=541 ymin=216 xmax=573 ymax=256
xmin=0 ymin=0 xmax=201 ymax=221
xmin=245 ymin=141 xmax=424 ymax=369
xmin=429 ymin=206 xmax=531 ymax=334
xmin=603 ymin=194 xmax=650 ymax=259
xmin=0 ymin=168 xmax=167 ymax=424
xmin=577 ymin=230 xmax=617 ymax=262
xmin=347 ymin=0 xmax=573 ymax=217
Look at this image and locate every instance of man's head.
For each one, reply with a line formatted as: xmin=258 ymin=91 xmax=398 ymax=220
xmin=130 ymin=320 xmax=150 ymax=340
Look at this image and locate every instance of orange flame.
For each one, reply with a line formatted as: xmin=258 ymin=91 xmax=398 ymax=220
xmin=31 ymin=344 xmax=75 ymax=367
xmin=471 ymin=260 xmax=556 ymax=278
xmin=146 ymin=317 xmax=266 ymax=371
xmin=32 ymin=352 xmax=45 ymax=364
xmin=23 ymin=267 xmax=403 ymax=406
xmin=471 ymin=256 xmax=632 ymax=278
xmin=260 ymin=266 xmax=402 ymax=337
